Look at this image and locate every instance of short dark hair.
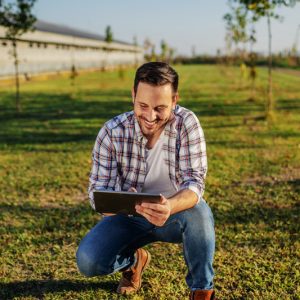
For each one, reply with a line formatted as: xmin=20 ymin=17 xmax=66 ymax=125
xmin=133 ymin=62 xmax=179 ymax=95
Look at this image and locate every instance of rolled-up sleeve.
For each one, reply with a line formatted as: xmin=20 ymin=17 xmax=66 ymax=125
xmin=88 ymin=126 xmax=117 ymax=209
xmin=178 ymin=112 xmax=207 ymax=202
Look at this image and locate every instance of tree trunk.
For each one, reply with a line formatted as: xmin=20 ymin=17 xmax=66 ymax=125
xmin=249 ymin=25 xmax=257 ymax=101
xmin=266 ymin=13 xmax=273 ymax=118
xmin=13 ymin=40 xmax=21 ymax=112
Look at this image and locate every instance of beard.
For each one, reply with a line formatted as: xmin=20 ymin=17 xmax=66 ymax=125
xmin=137 ymin=115 xmax=168 ymax=138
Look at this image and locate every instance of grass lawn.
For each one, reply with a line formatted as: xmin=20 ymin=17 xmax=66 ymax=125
xmin=0 ymin=65 xmax=299 ymax=299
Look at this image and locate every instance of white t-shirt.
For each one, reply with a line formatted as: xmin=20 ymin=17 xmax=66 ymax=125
xmin=141 ymin=131 xmax=177 ymax=198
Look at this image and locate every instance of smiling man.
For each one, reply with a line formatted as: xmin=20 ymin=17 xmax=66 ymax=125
xmin=76 ymin=62 xmax=216 ymax=300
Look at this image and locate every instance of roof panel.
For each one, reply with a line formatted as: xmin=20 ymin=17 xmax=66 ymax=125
xmin=34 ymin=20 xmax=131 ymax=46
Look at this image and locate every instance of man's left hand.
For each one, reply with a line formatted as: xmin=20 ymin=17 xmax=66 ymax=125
xmin=135 ymin=194 xmax=171 ymax=226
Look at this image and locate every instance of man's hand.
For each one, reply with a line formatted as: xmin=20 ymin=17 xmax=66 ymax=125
xmin=135 ymin=194 xmax=171 ymax=226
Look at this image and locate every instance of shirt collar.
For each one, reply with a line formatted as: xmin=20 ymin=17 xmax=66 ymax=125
xmin=134 ymin=115 xmax=144 ymax=142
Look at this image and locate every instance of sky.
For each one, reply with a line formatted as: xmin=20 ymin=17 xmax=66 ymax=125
xmin=33 ymin=0 xmax=300 ymax=56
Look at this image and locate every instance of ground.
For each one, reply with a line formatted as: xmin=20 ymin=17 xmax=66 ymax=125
xmin=0 ymin=65 xmax=299 ymax=299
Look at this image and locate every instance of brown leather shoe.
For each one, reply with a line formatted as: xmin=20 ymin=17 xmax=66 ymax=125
xmin=190 ymin=290 xmax=215 ymax=300
xmin=116 ymin=248 xmax=151 ymax=295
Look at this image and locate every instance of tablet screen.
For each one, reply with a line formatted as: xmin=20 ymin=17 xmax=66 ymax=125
xmin=93 ymin=190 xmax=161 ymax=216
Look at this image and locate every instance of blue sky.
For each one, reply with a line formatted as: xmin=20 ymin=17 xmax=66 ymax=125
xmin=33 ymin=0 xmax=300 ymax=56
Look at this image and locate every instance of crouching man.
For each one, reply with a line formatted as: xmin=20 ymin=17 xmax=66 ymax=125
xmin=76 ymin=62 xmax=215 ymax=300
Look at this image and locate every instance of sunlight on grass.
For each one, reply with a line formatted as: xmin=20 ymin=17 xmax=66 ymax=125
xmin=0 ymin=65 xmax=299 ymax=299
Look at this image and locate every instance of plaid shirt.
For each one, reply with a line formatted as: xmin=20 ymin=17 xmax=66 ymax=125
xmin=88 ymin=105 xmax=207 ymax=209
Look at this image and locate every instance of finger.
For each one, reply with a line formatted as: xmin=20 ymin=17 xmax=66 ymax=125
xmin=159 ymin=194 xmax=167 ymax=203
xmin=137 ymin=206 xmax=166 ymax=217
xmin=140 ymin=202 xmax=167 ymax=212
xmin=135 ymin=206 xmax=152 ymax=218
xmin=128 ymin=187 xmax=137 ymax=193
xmin=136 ymin=209 xmax=160 ymax=225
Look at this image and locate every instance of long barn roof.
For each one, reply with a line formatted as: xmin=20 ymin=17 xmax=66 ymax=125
xmin=34 ymin=20 xmax=132 ymax=46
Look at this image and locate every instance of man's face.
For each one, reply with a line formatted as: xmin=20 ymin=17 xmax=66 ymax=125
xmin=132 ymin=82 xmax=178 ymax=140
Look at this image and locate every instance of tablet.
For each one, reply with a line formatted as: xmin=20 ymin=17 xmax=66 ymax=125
xmin=93 ymin=190 xmax=161 ymax=216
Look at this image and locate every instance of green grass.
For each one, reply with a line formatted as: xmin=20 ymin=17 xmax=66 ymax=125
xmin=0 ymin=65 xmax=299 ymax=300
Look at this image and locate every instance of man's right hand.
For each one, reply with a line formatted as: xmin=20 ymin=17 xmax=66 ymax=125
xmin=102 ymin=187 xmax=137 ymax=216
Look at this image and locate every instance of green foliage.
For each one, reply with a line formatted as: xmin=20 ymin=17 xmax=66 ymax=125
xmin=150 ymin=45 xmax=157 ymax=61
xmin=226 ymin=0 xmax=300 ymax=39
xmin=160 ymin=39 xmax=168 ymax=61
xmin=0 ymin=0 xmax=36 ymax=38
xmin=240 ymin=0 xmax=299 ymax=16
xmin=70 ymin=65 xmax=78 ymax=87
xmin=0 ymin=65 xmax=299 ymax=299
xmin=224 ymin=1 xmax=251 ymax=46
xmin=228 ymin=0 xmax=300 ymax=25
xmin=133 ymin=35 xmax=138 ymax=47
xmin=105 ymin=25 xmax=113 ymax=43
xmin=159 ymin=40 xmax=175 ymax=63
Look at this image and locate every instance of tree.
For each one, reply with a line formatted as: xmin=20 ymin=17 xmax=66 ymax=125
xmin=102 ymin=25 xmax=113 ymax=71
xmin=69 ymin=64 xmax=78 ymax=98
xmin=150 ymin=45 xmax=157 ymax=62
xmin=191 ymin=45 xmax=196 ymax=58
xmin=168 ymin=47 xmax=176 ymax=64
xmin=224 ymin=0 xmax=300 ymax=120
xmin=231 ymin=0 xmax=300 ymax=120
xmin=0 ymin=0 xmax=37 ymax=112
xmin=133 ymin=35 xmax=138 ymax=67
xmin=224 ymin=1 xmax=257 ymax=95
xmin=224 ymin=1 xmax=250 ymax=57
xmin=143 ymin=38 xmax=153 ymax=61
xmin=160 ymin=39 xmax=168 ymax=62
xmin=133 ymin=35 xmax=138 ymax=47
xmin=105 ymin=25 xmax=113 ymax=43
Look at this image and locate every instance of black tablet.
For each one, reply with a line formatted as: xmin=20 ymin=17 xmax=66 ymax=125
xmin=93 ymin=190 xmax=161 ymax=216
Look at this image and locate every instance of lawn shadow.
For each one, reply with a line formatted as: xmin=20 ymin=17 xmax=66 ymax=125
xmin=0 ymin=202 xmax=95 ymax=234
xmin=211 ymin=178 xmax=300 ymax=247
xmin=0 ymin=92 xmax=132 ymax=146
xmin=213 ymin=200 xmax=299 ymax=231
xmin=180 ymin=99 xmax=264 ymax=117
xmin=276 ymin=98 xmax=300 ymax=111
xmin=207 ymin=140 xmax=265 ymax=149
xmin=0 ymin=279 xmax=117 ymax=300
xmin=0 ymin=91 xmax=262 ymax=147
xmin=0 ymin=91 xmax=132 ymax=122
xmin=1 ymin=91 xmax=299 ymax=147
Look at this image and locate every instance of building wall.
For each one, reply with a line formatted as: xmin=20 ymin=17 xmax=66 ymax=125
xmin=0 ymin=26 xmax=143 ymax=77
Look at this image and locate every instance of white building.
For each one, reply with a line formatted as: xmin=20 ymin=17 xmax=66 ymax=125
xmin=0 ymin=20 xmax=144 ymax=78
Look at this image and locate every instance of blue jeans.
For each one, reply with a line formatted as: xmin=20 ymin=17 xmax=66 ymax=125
xmin=76 ymin=200 xmax=215 ymax=290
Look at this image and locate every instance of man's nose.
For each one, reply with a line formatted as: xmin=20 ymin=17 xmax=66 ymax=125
xmin=146 ymin=109 xmax=157 ymax=121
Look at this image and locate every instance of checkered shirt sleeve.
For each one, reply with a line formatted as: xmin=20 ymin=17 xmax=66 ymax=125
xmin=178 ymin=111 xmax=207 ymax=200
xmin=88 ymin=125 xmax=117 ymax=209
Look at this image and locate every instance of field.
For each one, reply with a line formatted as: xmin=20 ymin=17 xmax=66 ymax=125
xmin=0 ymin=65 xmax=299 ymax=299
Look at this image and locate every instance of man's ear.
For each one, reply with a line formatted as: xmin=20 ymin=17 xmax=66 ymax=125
xmin=131 ymin=88 xmax=135 ymax=104
xmin=172 ymin=93 xmax=179 ymax=110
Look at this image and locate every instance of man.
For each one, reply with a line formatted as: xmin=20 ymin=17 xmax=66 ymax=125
xmin=76 ymin=62 xmax=215 ymax=300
